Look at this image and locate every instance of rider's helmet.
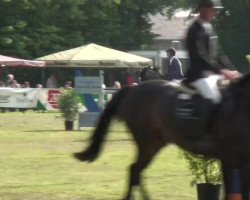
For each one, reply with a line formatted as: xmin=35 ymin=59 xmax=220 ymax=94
xmin=197 ymin=0 xmax=224 ymax=9
xmin=166 ymin=48 xmax=176 ymax=57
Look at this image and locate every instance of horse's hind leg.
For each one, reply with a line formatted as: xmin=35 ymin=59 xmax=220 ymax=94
xmin=123 ymin=138 xmax=164 ymax=200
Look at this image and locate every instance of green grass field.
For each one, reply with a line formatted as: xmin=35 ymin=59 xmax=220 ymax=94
xmin=0 ymin=111 xmax=196 ymax=200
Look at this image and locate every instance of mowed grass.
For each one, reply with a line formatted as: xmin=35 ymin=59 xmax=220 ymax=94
xmin=0 ymin=111 xmax=196 ymax=200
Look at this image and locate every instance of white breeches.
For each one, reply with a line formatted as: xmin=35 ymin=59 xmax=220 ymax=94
xmin=191 ymin=75 xmax=222 ymax=104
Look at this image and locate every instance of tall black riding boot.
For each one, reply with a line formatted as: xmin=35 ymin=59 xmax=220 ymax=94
xmin=204 ymin=102 xmax=221 ymax=136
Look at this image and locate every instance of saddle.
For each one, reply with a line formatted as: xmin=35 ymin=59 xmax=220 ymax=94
xmin=168 ymin=81 xmax=219 ymax=140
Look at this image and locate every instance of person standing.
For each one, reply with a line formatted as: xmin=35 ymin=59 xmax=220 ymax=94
xmin=165 ymin=47 xmax=184 ymax=81
xmin=6 ymin=74 xmax=16 ymax=87
xmin=46 ymin=73 xmax=58 ymax=88
xmin=184 ymin=0 xmax=240 ymax=104
xmin=64 ymin=81 xmax=72 ymax=89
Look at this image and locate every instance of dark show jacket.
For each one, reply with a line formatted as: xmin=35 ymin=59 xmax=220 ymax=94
xmin=166 ymin=57 xmax=184 ymax=81
xmin=185 ymin=19 xmax=235 ymax=83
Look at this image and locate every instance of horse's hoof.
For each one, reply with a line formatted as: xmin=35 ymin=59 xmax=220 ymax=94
xmin=73 ymin=152 xmax=86 ymax=161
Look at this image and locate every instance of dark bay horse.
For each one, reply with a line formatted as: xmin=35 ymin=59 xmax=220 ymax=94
xmin=74 ymin=73 xmax=250 ymax=200
xmin=139 ymin=66 xmax=163 ymax=82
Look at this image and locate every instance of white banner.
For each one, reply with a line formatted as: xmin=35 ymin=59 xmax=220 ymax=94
xmin=0 ymin=88 xmax=38 ymax=108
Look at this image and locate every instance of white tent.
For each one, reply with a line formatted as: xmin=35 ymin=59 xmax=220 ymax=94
xmin=37 ymin=43 xmax=152 ymax=68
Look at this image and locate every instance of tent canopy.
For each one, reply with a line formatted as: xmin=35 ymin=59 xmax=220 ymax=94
xmin=0 ymin=55 xmax=45 ymax=67
xmin=37 ymin=43 xmax=152 ymax=68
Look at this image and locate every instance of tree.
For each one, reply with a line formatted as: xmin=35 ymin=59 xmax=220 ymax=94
xmin=216 ymin=0 xmax=250 ymax=72
xmin=0 ymin=0 xmax=170 ymax=58
xmin=0 ymin=0 xmax=170 ymax=85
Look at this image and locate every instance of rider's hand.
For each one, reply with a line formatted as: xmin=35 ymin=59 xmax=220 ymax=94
xmin=220 ymin=69 xmax=242 ymax=80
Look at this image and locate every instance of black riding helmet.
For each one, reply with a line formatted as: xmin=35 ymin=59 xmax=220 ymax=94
xmin=166 ymin=48 xmax=176 ymax=56
xmin=197 ymin=0 xmax=224 ymax=9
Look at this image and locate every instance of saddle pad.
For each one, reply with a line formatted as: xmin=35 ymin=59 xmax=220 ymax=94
xmin=165 ymin=81 xmax=198 ymax=95
xmin=174 ymin=94 xmax=211 ymax=140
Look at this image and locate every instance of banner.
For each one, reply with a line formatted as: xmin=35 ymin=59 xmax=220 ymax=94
xmin=0 ymin=88 xmax=38 ymax=108
xmin=0 ymin=88 xmax=114 ymax=111
xmin=36 ymin=89 xmax=61 ymax=110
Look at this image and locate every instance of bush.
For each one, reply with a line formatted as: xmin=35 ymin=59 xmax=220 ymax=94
xmin=181 ymin=150 xmax=222 ymax=186
xmin=57 ymin=89 xmax=80 ymax=121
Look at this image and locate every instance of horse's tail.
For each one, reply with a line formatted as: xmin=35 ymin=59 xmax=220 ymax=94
xmin=74 ymin=87 xmax=129 ymax=162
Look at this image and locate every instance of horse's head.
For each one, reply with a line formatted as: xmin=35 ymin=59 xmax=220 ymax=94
xmin=139 ymin=67 xmax=162 ymax=82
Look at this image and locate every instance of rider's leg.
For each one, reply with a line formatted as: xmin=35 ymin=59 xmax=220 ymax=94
xmin=190 ymin=75 xmax=222 ymax=135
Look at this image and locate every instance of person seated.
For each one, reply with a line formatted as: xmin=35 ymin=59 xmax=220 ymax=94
xmin=184 ymin=0 xmax=241 ymax=104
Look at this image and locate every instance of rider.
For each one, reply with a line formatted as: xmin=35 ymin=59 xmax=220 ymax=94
xmin=184 ymin=0 xmax=240 ymax=104
xmin=165 ymin=48 xmax=184 ymax=81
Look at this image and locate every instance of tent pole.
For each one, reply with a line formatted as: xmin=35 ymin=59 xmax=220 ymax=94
xmin=99 ymin=70 xmax=104 ymax=109
xmin=41 ymin=68 xmax=45 ymax=86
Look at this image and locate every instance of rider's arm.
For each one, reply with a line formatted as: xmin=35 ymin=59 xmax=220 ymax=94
xmin=217 ymin=45 xmax=236 ymax=70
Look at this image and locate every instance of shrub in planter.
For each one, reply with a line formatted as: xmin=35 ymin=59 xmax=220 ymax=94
xmin=57 ymin=89 xmax=80 ymax=130
xmin=181 ymin=150 xmax=222 ymax=200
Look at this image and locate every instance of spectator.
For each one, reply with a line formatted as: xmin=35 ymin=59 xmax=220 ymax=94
xmin=7 ymin=80 xmax=20 ymax=88
xmin=22 ymin=81 xmax=30 ymax=88
xmin=36 ymin=84 xmax=43 ymax=88
xmin=46 ymin=73 xmax=58 ymax=88
xmin=0 ymin=81 xmax=5 ymax=87
xmin=125 ymin=68 xmax=137 ymax=87
xmin=6 ymin=74 xmax=16 ymax=87
xmin=64 ymin=81 xmax=72 ymax=89
xmin=112 ymin=81 xmax=121 ymax=89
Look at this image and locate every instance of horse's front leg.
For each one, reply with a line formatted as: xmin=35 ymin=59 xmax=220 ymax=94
xmin=240 ymin=164 xmax=250 ymax=200
xmin=222 ymin=165 xmax=243 ymax=200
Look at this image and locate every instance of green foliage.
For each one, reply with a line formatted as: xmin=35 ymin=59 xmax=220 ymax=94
xmin=181 ymin=150 xmax=222 ymax=186
xmin=247 ymin=55 xmax=250 ymax=64
xmin=57 ymin=89 xmax=80 ymax=121
xmin=215 ymin=0 xmax=250 ymax=72
xmin=0 ymin=0 xmax=170 ymax=85
xmin=0 ymin=0 xmax=169 ymax=58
